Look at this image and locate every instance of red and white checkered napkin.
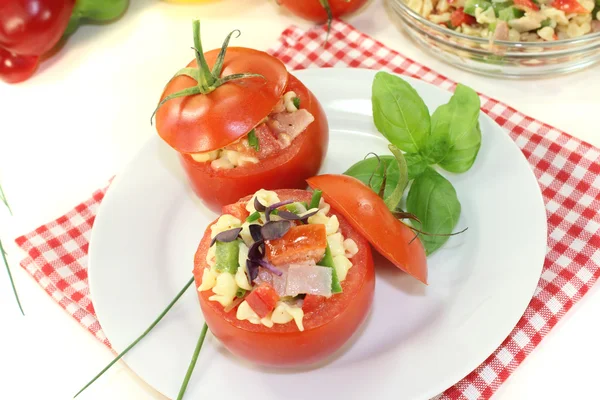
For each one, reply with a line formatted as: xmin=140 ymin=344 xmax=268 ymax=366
xmin=15 ymin=20 xmax=600 ymax=399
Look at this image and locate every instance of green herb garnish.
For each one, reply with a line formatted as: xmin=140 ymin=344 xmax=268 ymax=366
xmin=236 ymin=288 xmax=247 ymax=298
xmin=248 ymin=129 xmax=260 ymax=152
xmin=177 ymin=323 xmax=209 ymax=400
xmin=345 ymin=72 xmax=481 ymax=254
xmin=309 ymin=189 xmax=322 ymax=209
xmin=1 ymin=239 xmax=24 ymax=315
xmin=292 ymin=97 xmax=301 ymax=109
xmin=74 ymin=277 xmax=195 ymax=398
xmin=246 ymin=211 xmax=260 ymax=222
xmin=0 ymin=184 xmax=23 ymax=315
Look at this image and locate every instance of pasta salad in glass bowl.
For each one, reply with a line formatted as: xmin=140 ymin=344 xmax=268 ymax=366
xmin=387 ymin=0 xmax=600 ymax=77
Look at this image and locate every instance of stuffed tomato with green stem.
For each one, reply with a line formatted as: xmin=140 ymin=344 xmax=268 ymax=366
xmin=193 ymin=187 xmax=375 ymax=366
xmin=153 ymin=21 xmax=328 ymax=211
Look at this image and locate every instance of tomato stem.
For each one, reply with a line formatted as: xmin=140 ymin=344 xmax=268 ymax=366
xmin=319 ymin=0 xmax=333 ymax=43
xmin=193 ymin=20 xmax=215 ymax=90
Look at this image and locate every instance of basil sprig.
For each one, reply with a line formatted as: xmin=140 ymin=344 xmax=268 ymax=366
xmin=345 ymin=72 xmax=482 ymax=255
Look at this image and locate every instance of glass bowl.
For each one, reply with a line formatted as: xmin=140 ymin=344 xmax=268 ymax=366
xmin=386 ymin=0 xmax=600 ymax=78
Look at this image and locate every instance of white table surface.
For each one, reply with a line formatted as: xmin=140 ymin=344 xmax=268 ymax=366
xmin=0 ymin=0 xmax=598 ymax=399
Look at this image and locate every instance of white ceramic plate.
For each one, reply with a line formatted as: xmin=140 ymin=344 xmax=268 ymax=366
xmin=89 ymin=68 xmax=547 ymax=400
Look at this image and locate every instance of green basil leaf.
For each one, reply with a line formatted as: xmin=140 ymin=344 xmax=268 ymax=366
xmin=404 ymin=153 xmax=429 ymax=180
xmin=343 ymin=155 xmax=399 ymax=200
xmin=426 ymin=83 xmax=482 ymax=172
xmin=247 ymin=129 xmax=259 ymax=151
xmin=372 ymin=72 xmax=431 ymax=154
xmin=406 ymin=167 xmax=461 ymax=255
xmin=384 ymin=145 xmax=408 ymax=211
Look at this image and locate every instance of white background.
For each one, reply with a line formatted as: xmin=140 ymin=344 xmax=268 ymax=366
xmin=0 ymin=0 xmax=598 ymax=399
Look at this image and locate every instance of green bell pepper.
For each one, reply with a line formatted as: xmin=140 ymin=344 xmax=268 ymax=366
xmin=64 ymin=0 xmax=129 ymax=36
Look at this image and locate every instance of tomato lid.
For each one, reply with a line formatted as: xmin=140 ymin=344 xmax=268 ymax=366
xmin=307 ymin=174 xmax=428 ymax=284
xmin=155 ymin=24 xmax=289 ymax=154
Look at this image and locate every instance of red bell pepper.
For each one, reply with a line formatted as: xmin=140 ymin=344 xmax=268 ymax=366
xmin=513 ymin=0 xmax=540 ymax=11
xmin=0 ymin=0 xmax=75 ymax=83
xmin=450 ymin=8 xmax=476 ymax=28
xmin=245 ymin=283 xmax=280 ymax=318
xmin=551 ymin=0 xmax=589 ymax=14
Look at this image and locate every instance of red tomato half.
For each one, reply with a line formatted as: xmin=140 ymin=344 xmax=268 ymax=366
xmin=179 ymin=74 xmax=328 ymax=211
xmin=278 ymin=0 xmax=369 ymax=23
xmin=193 ymin=189 xmax=375 ymax=367
xmin=307 ymin=175 xmax=428 ymax=284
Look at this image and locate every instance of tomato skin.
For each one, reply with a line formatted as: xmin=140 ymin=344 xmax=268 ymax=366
xmin=156 ymin=47 xmax=288 ymax=154
xmin=278 ymin=0 xmax=369 ymax=23
xmin=179 ymin=74 xmax=328 ymax=211
xmin=0 ymin=48 xmax=38 ymax=83
xmin=550 ymin=0 xmax=587 ymax=13
xmin=0 ymin=0 xmax=75 ymax=56
xmin=307 ymin=174 xmax=428 ymax=284
xmin=302 ymin=294 xmax=325 ymax=313
xmin=193 ymin=189 xmax=375 ymax=367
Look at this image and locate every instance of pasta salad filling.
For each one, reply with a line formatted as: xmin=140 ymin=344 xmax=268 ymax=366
xmin=198 ymin=189 xmax=359 ymax=331
xmin=190 ymin=91 xmax=315 ymax=170
xmin=406 ymin=0 xmax=600 ymax=41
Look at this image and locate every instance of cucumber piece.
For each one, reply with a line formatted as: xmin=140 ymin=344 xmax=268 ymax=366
xmin=498 ymin=6 xmax=524 ymax=21
xmin=317 ymin=244 xmax=343 ymax=294
xmin=215 ymin=241 xmax=240 ymax=274
xmin=464 ymin=0 xmax=492 ymax=16
xmin=285 ymin=202 xmax=308 ymax=215
xmin=540 ymin=18 xmax=552 ymax=28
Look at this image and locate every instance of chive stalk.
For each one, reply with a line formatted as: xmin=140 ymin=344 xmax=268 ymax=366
xmin=176 ymin=323 xmax=209 ymax=400
xmin=309 ymin=189 xmax=322 ymax=209
xmin=74 ymin=277 xmax=195 ymax=398
xmin=0 ymin=184 xmax=23 ymax=315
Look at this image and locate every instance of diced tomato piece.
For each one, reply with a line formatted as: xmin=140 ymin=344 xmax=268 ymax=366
xmin=221 ymin=202 xmax=250 ymax=221
xmin=302 ymin=294 xmax=326 ymax=314
xmin=245 ymin=283 xmax=280 ymax=318
xmin=450 ymin=8 xmax=476 ymax=27
xmin=265 ymin=224 xmax=327 ymax=266
xmin=513 ymin=0 xmax=540 ymax=10
xmin=550 ymin=0 xmax=587 ymax=13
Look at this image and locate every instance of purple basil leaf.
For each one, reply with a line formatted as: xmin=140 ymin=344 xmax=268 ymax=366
xmin=261 ymin=220 xmax=292 ymax=241
xmin=210 ymin=227 xmax=242 ymax=247
xmin=258 ymin=259 xmax=283 ymax=276
xmin=249 ymin=224 xmax=263 ymax=242
xmin=248 ymin=240 xmax=265 ymax=261
xmin=246 ymin=259 xmax=259 ymax=282
xmin=254 ymin=197 xmax=266 ymax=212
xmin=277 ymin=209 xmax=319 ymax=221
xmin=265 ymin=199 xmax=294 ymax=222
